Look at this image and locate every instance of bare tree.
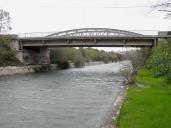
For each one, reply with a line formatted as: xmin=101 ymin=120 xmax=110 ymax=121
xmin=120 ymin=48 xmax=151 ymax=85
xmin=152 ymin=0 xmax=171 ymax=18
xmin=0 ymin=9 xmax=11 ymax=34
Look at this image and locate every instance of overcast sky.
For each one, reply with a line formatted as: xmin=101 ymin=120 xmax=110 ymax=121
xmin=0 ymin=0 xmax=170 ymax=51
xmin=0 ymin=0 xmax=170 ymax=33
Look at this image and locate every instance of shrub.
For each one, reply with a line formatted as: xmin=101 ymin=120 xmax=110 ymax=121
xmin=125 ymin=48 xmax=151 ymax=76
xmin=120 ymin=63 xmax=134 ymax=84
xmin=74 ymin=56 xmax=85 ymax=68
xmin=146 ymin=42 xmax=171 ymax=76
xmin=58 ymin=61 xmax=70 ymax=69
xmin=103 ymin=57 xmax=109 ymax=64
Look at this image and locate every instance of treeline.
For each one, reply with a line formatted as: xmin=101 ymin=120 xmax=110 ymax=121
xmin=0 ymin=36 xmax=21 ymax=67
xmin=50 ymin=47 xmax=122 ymax=69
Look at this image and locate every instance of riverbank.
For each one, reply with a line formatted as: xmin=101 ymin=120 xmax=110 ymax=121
xmin=0 ymin=65 xmax=42 ymax=76
xmin=69 ymin=61 xmax=105 ymax=68
xmin=0 ymin=61 xmax=107 ymax=76
xmin=100 ymin=84 xmax=128 ymax=128
xmin=116 ymin=69 xmax=171 ymax=128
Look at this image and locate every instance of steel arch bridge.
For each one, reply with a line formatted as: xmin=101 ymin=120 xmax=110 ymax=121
xmin=17 ymin=28 xmax=158 ymax=49
xmin=46 ymin=28 xmax=143 ymax=37
xmin=12 ymin=28 xmax=168 ymax=64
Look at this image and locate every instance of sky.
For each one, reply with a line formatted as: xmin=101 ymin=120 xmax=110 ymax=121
xmin=0 ymin=0 xmax=170 ymax=51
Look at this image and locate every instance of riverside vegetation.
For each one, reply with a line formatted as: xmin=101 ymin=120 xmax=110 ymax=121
xmin=0 ymin=36 xmax=21 ymax=66
xmin=50 ymin=47 xmax=122 ymax=69
xmin=116 ymin=37 xmax=171 ymax=128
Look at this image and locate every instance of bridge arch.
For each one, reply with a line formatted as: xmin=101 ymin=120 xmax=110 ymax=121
xmin=47 ymin=28 xmax=143 ymax=37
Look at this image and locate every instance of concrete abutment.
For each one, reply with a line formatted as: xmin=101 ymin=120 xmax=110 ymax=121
xmin=10 ymin=39 xmax=50 ymax=65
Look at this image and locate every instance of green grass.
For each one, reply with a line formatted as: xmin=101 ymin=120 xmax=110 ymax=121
xmin=116 ymin=70 xmax=171 ymax=128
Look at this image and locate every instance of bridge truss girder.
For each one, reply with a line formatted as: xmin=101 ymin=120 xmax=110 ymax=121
xmin=47 ymin=28 xmax=143 ymax=38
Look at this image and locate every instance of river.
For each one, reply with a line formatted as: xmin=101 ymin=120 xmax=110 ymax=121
xmin=0 ymin=62 xmax=126 ymax=128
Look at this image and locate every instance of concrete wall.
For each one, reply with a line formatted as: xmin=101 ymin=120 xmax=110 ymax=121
xmin=10 ymin=39 xmax=24 ymax=63
xmin=0 ymin=66 xmax=41 ymax=76
xmin=23 ymin=47 xmax=50 ymax=65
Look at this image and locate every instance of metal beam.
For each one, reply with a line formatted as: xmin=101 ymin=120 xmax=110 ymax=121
xmin=20 ymin=37 xmax=155 ymax=48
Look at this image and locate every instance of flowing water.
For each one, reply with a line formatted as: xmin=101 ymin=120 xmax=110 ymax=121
xmin=0 ymin=62 xmax=126 ymax=128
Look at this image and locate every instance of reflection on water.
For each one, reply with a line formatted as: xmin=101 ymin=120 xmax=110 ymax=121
xmin=0 ymin=62 xmax=125 ymax=128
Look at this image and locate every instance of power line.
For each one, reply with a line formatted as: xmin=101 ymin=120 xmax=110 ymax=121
xmin=51 ymin=5 xmax=151 ymax=9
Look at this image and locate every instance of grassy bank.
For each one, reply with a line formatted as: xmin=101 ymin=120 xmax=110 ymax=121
xmin=116 ymin=70 xmax=171 ymax=128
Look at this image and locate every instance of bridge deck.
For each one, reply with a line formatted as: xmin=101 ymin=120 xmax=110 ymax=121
xmin=18 ymin=36 xmax=159 ymax=48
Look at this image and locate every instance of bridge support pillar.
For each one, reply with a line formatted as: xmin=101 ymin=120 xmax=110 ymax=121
xmin=153 ymin=37 xmax=158 ymax=47
xmin=10 ymin=39 xmax=51 ymax=65
xmin=23 ymin=47 xmax=50 ymax=65
xmin=10 ymin=39 xmax=24 ymax=63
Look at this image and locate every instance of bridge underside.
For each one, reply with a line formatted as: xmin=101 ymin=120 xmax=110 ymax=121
xmin=20 ymin=37 xmax=156 ymax=48
xmin=22 ymin=47 xmax=50 ymax=65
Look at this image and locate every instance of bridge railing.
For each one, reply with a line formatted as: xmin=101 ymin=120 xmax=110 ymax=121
xmin=130 ymin=30 xmax=158 ymax=36
xmin=17 ymin=30 xmax=159 ymax=38
xmin=18 ymin=32 xmax=55 ymax=38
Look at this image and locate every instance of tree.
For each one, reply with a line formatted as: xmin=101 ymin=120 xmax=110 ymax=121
xmin=0 ymin=9 xmax=11 ymax=34
xmin=0 ymin=36 xmax=21 ymax=66
xmin=147 ymin=41 xmax=171 ymax=76
xmin=153 ymin=0 xmax=171 ymax=18
xmin=120 ymin=48 xmax=152 ymax=84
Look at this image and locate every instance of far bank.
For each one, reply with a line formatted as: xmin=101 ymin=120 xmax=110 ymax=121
xmin=0 ymin=61 xmax=113 ymax=76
